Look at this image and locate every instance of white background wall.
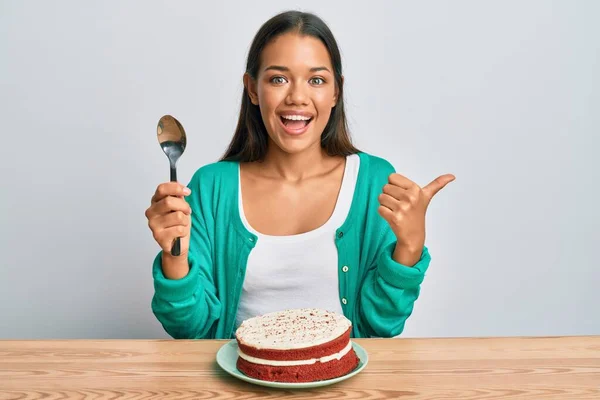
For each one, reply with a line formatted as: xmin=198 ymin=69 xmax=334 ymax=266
xmin=1 ymin=0 xmax=598 ymax=339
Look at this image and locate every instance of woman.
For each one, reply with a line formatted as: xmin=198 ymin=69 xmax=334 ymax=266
xmin=145 ymin=10 xmax=454 ymax=340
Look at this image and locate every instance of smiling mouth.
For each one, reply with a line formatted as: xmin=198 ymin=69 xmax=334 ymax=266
xmin=280 ymin=116 xmax=313 ymax=129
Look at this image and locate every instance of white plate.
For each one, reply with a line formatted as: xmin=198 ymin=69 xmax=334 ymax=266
xmin=216 ymin=339 xmax=369 ymax=389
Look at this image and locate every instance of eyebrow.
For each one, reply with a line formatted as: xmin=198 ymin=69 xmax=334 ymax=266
xmin=264 ymin=65 xmax=331 ymax=73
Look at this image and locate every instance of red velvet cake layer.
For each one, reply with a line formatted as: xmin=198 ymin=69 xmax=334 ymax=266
xmin=236 ymin=346 xmax=359 ymax=383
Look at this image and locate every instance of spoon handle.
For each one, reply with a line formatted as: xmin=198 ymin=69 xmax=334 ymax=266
xmin=171 ymin=237 xmax=181 ymax=257
xmin=170 ymin=165 xmax=181 ymax=256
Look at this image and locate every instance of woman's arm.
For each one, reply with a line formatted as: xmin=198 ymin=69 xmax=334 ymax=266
xmin=357 ymin=229 xmax=431 ymax=337
xmin=355 ymin=157 xmax=433 ymax=337
xmin=150 ymin=175 xmax=222 ymax=339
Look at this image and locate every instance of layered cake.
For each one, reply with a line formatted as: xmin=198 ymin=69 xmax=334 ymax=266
xmin=234 ymin=308 xmax=359 ymax=383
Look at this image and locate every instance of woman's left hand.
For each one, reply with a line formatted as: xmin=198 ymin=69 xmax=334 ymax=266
xmin=378 ymin=173 xmax=455 ymax=265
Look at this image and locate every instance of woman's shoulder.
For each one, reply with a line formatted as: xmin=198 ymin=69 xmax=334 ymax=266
xmin=356 ymin=151 xmax=396 ymax=178
xmin=187 ymin=159 xmax=238 ymax=189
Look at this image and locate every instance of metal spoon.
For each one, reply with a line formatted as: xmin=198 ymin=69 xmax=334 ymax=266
xmin=157 ymin=115 xmax=187 ymax=256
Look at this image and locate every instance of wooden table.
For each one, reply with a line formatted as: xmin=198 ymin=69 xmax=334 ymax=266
xmin=1 ymin=336 xmax=599 ymax=399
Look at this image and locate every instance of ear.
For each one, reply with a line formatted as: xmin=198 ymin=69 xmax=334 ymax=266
xmin=243 ymin=73 xmax=259 ymax=105
xmin=332 ymin=75 xmax=344 ymax=107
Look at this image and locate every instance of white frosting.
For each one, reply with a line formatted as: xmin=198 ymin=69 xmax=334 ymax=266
xmin=235 ymin=308 xmax=352 ymax=350
xmin=238 ymin=340 xmax=353 ymax=366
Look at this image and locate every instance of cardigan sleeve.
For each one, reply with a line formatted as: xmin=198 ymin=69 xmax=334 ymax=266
xmin=358 ymin=231 xmax=431 ymax=337
xmin=150 ymin=171 xmax=221 ymax=339
xmin=356 ymin=158 xmax=432 ymax=338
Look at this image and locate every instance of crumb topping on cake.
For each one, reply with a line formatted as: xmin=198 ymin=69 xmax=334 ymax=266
xmin=235 ymin=308 xmax=352 ymax=350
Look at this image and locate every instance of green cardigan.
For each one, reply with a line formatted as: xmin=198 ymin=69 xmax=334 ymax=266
xmin=151 ymin=152 xmax=431 ymax=339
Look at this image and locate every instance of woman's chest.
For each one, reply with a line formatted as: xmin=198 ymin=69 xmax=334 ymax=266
xmin=242 ymin=180 xmax=342 ymax=235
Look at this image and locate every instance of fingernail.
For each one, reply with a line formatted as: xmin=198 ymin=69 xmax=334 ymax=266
xmin=183 ymin=187 xmax=191 ymax=195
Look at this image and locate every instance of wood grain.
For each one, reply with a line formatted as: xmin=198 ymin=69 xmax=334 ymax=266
xmin=1 ymin=336 xmax=599 ymax=399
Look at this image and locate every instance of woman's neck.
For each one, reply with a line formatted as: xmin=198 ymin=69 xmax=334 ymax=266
xmin=259 ymin=143 xmax=337 ymax=182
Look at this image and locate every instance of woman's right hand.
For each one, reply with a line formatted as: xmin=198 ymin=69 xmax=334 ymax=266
xmin=145 ymin=182 xmax=192 ymax=257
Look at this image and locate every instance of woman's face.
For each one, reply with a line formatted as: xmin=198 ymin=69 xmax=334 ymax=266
xmin=245 ymin=32 xmax=338 ymax=156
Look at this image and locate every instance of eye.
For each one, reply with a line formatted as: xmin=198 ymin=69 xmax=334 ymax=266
xmin=310 ymin=77 xmax=325 ymax=85
xmin=270 ymin=76 xmax=287 ymax=84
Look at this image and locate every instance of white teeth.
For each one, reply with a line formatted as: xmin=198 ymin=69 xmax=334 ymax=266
xmin=281 ymin=115 xmax=311 ymax=121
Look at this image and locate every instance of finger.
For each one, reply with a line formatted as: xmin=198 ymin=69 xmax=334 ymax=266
xmin=382 ymin=183 xmax=411 ymax=201
xmin=152 ymin=182 xmax=191 ymax=204
xmin=377 ymin=205 xmax=395 ymax=223
xmin=154 ymin=225 xmax=189 ymax=252
xmin=378 ymin=193 xmax=400 ymax=212
xmin=422 ymin=174 xmax=456 ymax=202
xmin=149 ymin=211 xmax=190 ymax=231
xmin=388 ymin=173 xmax=418 ymax=190
xmin=149 ymin=196 xmax=192 ymax=217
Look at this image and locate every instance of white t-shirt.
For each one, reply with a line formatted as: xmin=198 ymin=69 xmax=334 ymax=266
xmin=235 ymin=154 xmax=360 ymax=329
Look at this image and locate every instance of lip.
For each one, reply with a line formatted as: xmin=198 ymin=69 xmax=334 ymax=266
xmin=278 ymin=115 xmax=313 ymax=136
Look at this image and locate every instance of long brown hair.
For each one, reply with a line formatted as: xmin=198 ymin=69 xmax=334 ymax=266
xmin=221 ymin=11 xmax=359 ymax=162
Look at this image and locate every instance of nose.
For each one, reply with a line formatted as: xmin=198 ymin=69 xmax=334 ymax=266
xmin=285 ymin=81 xmax=309 ymax=106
